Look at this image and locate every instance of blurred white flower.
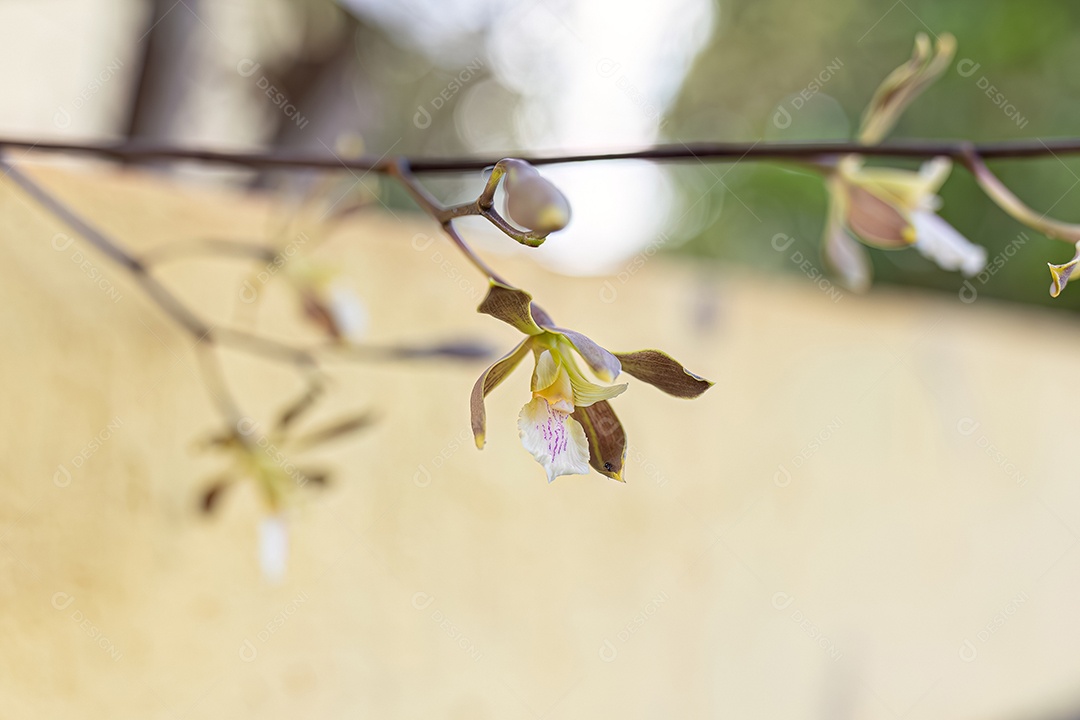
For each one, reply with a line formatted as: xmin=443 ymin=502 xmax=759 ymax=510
xmin=911 ymin=210 xmax=986 ymax=277
xmin=823 ymin=156 xmax=986 ymax=290
xmin=327 ymin=284 xmax=368 ymax=343
xmin=259 ymin=515 xmax=289 ymax=584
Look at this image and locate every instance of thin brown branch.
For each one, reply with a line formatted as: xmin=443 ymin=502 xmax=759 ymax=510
xmin=0 ymin=158 xmax=211 ymax=336
xmin=0 ymin=160 xmax=491 ymax=380
xmin=195 ymin=343 xmax=246 ymax=431
xmin=320 ymin=339 xmax=493 ymax=363
xmin=5 ymin=137 xmax=1080 ymax=174
xmin=960 ymin=150 xmax=1080 ymax=245
xmin=386 ymin=159 xmax=510 ymax=285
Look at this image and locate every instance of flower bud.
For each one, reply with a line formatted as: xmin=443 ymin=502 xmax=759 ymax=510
xmin=501 ymin=159 xmax=571 ymax=235
xmin=858 ymin=33 xmax=955 ymax=145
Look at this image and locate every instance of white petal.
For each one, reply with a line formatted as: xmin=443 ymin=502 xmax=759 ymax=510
xmin=912 ymin=211 xmax=987 ymax=277
xmin=259 ymin=515 xmax=289 ymax=584
xmin=917 ymin=157 xmax=952 ymax=195
xmin=328 ymin=285 xmax=368 ymax=342
xmin=517 ymin=398 xmax=590 ymax=482
xmin=823 ymin=203 xmax=872 ymax=293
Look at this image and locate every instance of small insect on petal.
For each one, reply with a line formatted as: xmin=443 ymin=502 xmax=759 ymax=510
xmin=571 ymin=400 xmax=627 ymax=481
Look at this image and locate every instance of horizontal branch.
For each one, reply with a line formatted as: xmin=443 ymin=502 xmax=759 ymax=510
xmin=4 ymin=137 xmax=1080 ymax=174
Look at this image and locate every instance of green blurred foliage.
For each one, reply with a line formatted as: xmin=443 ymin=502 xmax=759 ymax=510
xmin=666 ymin=0 xmax=1080 ymax=309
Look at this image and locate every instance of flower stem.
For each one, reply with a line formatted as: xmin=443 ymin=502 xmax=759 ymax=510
xmin=962 ymin=151 xmax=1080 ymax=245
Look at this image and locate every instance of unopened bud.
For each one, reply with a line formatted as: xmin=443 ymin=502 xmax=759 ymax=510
xmin=502 ymin=159 xmax=571 ymax=235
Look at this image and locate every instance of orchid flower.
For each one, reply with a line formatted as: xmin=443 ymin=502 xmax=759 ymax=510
xmin=470 ymin=283 xmax=712 ymax=482
xmin=821 ymin=32 xmax=986 ymax=290
xmin=824 ymin=156 xmax=987 ymax=290
xmin=199 ymin=432 xmax=312 ymax=583
xmin=198 ymin=390 xmax=373 ymax=580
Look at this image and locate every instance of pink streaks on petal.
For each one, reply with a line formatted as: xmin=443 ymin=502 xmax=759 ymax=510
xmin=540 ymin=401 xmax=567 ymax=458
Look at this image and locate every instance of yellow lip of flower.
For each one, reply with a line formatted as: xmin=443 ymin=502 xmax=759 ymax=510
xmin=532 ymin=349 xmax=575 ymax=412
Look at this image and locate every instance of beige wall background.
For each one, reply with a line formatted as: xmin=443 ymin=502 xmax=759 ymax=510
xmin=1 ymin=164 xmax=1078 ymax=719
